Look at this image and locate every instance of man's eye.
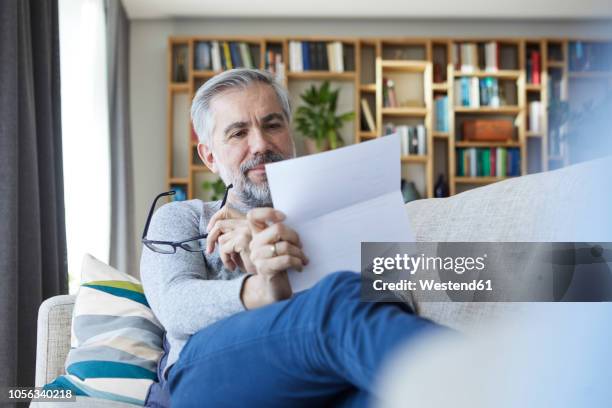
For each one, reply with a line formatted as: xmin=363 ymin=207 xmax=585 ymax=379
xmin=231 ymin=131 xmax=247 ymax=138
xmin=266 ymin=123 xmax=282 ymax=130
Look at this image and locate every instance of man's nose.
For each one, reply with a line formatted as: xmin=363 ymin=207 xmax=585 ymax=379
xmin=248 ymin=127 xmax=271 ymax=154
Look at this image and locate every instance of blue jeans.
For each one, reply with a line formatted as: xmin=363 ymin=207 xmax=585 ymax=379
xmin=168 ymin=272 xmax=438 ymax=408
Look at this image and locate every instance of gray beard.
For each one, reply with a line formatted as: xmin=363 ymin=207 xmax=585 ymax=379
xmin=233 ymin=150 xmax=286 ymax=208
xmin=237 ymin=178 xmax=273 ymax=208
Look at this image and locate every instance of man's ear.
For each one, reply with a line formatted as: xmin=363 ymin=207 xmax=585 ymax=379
xmin=197 ymin=142 xmax=218 ymax=174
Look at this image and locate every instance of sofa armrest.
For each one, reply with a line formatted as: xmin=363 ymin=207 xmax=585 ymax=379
xmin=34 ymin=295 xmax=75 ymax=387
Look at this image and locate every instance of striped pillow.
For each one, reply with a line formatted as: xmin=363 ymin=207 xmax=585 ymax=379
xmin=45 ymin=254 xmax=164 ymax=406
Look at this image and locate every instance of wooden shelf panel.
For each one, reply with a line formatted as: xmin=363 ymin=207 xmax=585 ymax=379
xmin=454 ymin=70 xmax=520 ymax=79
xmin=359 ymin=131 xmax=378 ymax=139
xmin=169 ymin=177 xmax=189 ymax=184
xmin=169 ymin=83 xmax=190 ymax=92
xmin=401 ymin=155 xmax=428 ymax=163
xmin=191 ymin=165 xmax=210 ymax=172
xmin=287 ymin=71 xmax=356 ymax=80
xmin=432 ymin=83 xmax=449 ymax=91
xmin=381 ymin=60 xmax=428 ymax=71
xmin=455 ymin=176 xmax=517 ymax=184
xmin=433 ymin=131 xmax=449 ymax=138
xmin=381 ymin=107 xmax=427 ymax=116
xmin=454 ymin=106 xmax=521 ymax=114
xmin=193 ymin=70 xmax=218 ymax=78
xmin=455 ymin=141 xmax=520 ymax=148
xmin=359 ymin=84 xmax=377 ymax=92
xmin=525 ymin=84 xmax=543 ymax=91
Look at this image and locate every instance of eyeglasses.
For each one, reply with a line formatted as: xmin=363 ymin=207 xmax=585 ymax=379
xmin=141 ymin=184 xmax=233 ymax=254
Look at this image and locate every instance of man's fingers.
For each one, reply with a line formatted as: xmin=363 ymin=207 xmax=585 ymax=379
xmin=207 ymin=207 xmax=245 ymax=232
xmin=251 ymin=223 xmax=301 ymax=248
xmin=254 ymin=255 xmax=305 ymax=275
xmin=219 ymin=246 xmax=236 ymax=271
xmin=206 ymin=219 xmax=244 ymax=254
xmin=246 ymin=208 xmax=285 ymax=232
xmin=250 ymin=241 xmax=308 ymax=265
xmin=218 ymin=230 xmax=253 ymax=272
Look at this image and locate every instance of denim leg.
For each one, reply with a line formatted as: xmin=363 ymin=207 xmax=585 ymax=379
xmin=168 ymin=271 xmax=439 ymax=408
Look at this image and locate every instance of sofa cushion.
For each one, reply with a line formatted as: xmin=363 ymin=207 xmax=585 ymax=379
xmin=43 ymin=254 xmax=164 ymax=406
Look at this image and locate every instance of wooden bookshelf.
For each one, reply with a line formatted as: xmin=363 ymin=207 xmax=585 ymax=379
xmin=167 ymin=35 xmax=612 ymax=200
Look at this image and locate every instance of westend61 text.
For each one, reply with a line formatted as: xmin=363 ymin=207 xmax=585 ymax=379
xmin=372 ymin=279 xmax=493 ymax=292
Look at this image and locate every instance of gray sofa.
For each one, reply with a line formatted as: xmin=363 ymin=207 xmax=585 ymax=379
xmin=32 ymin=158 xmax=605 ymax=407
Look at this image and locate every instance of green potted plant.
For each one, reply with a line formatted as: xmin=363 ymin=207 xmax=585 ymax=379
xmin=201 ymin=178 xmax=226 ymax=201
xmin=294 ymin=81 xmax=354 ymax=153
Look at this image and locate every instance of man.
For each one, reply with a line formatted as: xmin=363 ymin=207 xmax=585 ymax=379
xmin=140 ymin=68 xmax=438 ymax=408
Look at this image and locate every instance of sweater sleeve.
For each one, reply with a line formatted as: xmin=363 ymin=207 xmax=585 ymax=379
xmin=139 ymin=201 xmax=248 ymax=339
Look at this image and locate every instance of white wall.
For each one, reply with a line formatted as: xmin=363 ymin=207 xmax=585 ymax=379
xmin=129 ymin=17 xmax=612 ymax=266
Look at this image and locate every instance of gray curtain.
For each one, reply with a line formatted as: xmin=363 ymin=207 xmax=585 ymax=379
xmin=106 ymin=0 xmax=136 ymax=276
xmin=0 ymin=0 xmax=68 ymax=392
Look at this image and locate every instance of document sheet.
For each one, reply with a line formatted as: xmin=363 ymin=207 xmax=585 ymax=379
xmin=265 ymin=134 xmax=415 ymax=292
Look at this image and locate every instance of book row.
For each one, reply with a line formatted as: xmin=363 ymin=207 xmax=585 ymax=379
xmin=452 ymin=42 xmax=503 ymax=73
xmin=384 ymin=124 xmax=427 ymax=156
xmin=194 ymin=41 xmax=258 ymax=71
xmin=457 ymin=147 xmax=521 ymax=177
xmin=288 ymin=41 xmax=355 ymax=73
xmin=526 ymin=50 xmax=541 ymax=85
xmin=453 ymin=77 xmax=505 ymax=108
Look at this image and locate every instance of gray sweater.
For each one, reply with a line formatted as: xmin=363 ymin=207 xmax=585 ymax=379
xmin=139 ymin=199 xmax=249 ymax=376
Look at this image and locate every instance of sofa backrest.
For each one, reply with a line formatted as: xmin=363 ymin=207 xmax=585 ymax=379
xmin=404 ymin=157 xmax=611 ymax=330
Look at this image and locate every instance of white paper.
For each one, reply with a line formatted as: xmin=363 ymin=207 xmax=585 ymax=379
xmin=265 ymin=135 xmax=415 ymax=292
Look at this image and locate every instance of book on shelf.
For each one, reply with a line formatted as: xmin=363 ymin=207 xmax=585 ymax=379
xmin=460 ymin=42 xmax=479 ymax=73
xmin=383 ymin=78 xmax=399 ymax=108
xmin=453 ymin=41 xmax=500 ymax=73
xmin=211 ymin=41 xmax=222 ymax=71
xmin=289 ymin=41 xmax=353 ymax=72
xmin=360 ymin=98 xmax=376 ymax=132
xmin=265 ymin=46 xmax=285 ymax=82
xmin=384 ymin=123 xmax=427 ymax=155
xmin=528 ymin=101 xmax=542 ymax=132
xmin=526 ymin=50 xmax=541 ymax=84
xmin=203 ymin=41 xmax=257 ymax=71
xmin=222 ymin=42 xmax=233 ymax=69
xmin=434 ymin=96 xmax=449 ymax=132
xmin=484 ymin=41 xmax=499 ymax=72
xmin=456 ymin=147 xmax=520 ymax=177
xmin=454 ymin=77 xmax=501 ymax=108
xmin=194 ymin=42 xmax=211 ymax=70
xmin=229 ymin=43 xmax=242 ymax=68
xmin=173 ymin=47 xmax=188 ymax=82
xmin=239 ymin=43 xmax=254 ymax=68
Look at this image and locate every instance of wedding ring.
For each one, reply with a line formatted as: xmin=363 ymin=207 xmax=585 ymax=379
xmin=270 ymin=243 xmax=277 ymax=257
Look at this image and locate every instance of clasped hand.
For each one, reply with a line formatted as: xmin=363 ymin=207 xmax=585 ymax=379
xmin=206 ymin=206 xmax=309 ymax=308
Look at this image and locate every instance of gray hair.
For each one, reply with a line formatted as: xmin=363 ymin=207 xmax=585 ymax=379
xmin=190 ymin=68 xmax=292 ymax=145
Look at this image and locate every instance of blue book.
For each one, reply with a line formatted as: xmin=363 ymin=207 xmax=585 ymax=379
xmin=194 ymin=42 xmax=211 ymax=70
xmin=302 ymin=42 xmax=310 ymax=71
xmin=461 ymin=78 xmax=470 ymax=106
xmin=229 ymin=42 xmax=242 ymax=68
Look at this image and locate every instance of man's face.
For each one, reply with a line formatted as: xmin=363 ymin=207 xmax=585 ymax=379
xmin=198 ymin=82 xmax=295 ymax=207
